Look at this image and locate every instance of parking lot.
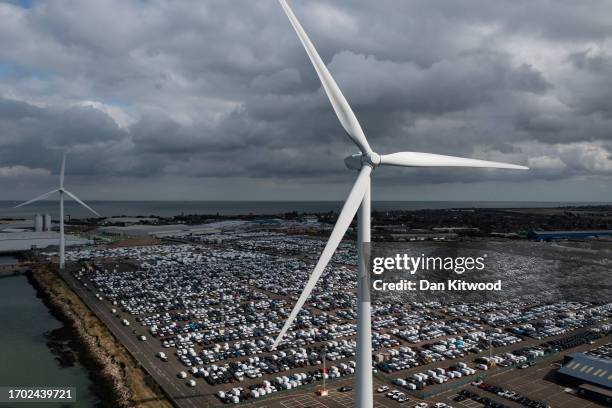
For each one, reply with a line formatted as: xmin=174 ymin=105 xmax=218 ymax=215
xmin=278 ymin=392 xmax=391 ymax=408
xmin=439 ymin=337 xmax=611 ymax=408
xmin=63 ymin=231 xmax=611 ymax=407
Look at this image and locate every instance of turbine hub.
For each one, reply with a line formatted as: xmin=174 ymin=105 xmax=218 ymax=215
xmin=366 ymin=151 xmax=381 ymax=167
xmin=344 ymin=152 xmax=381 ymax=170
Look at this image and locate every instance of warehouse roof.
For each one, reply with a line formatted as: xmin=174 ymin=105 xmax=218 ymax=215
xmin=531 ymin=230 xmax=612 ymax=235
xmin=102 ymin=217 xmax=159 ymax=224
xmin=97 ymin=221 xmax=247 ymax=237
xmin=529 ymin=230 xmax=612 ymax=238
xmin=559 ymin=353 xmax=612 ymax=389
xmin=0 ymin=220 xmax=34 ymax=232
xmin=0 ymin=232 xmax=90 ymax=253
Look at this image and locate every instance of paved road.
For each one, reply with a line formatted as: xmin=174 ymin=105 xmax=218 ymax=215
xmin=58 ymin=268 xmax=215 ymax=408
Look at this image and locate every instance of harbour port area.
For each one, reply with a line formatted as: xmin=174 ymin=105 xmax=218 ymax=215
xmin=1 ymin=205 xmax=611 ymax=408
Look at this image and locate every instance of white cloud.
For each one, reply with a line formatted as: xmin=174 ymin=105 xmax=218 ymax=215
xmin=0 ymin=165 xmax=51 ymax=178
xmin=77 ymin=100 xmax=134 ymax=128
xmin=527 ymin=155 xmax=567 ymax=170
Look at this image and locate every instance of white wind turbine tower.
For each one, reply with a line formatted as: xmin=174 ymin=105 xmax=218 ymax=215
xmin=273 ymin=1 xmax=529 ymax=407
xmin=15 ymin=153 xmax=100 ymax=269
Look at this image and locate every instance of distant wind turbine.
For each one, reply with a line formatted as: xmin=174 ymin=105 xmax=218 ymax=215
xmin=15 ymin=153 xmax=100 ymax=269
xmin=273 ymin=1 xmax=529 ymax=407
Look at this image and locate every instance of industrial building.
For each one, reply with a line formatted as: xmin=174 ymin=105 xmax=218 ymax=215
xmin=2 ymin=214 xmax=53 ymax=233
xmin=97 ymin=220 xmax=247 ymax=238
xmin=101 ymin=217 xmax=159 ymax=226
xmin=0 ymin=232 xmax=91 ymax=253
xmin=0 ymin=214 xmax=89 ymax=253
xmin=528 ymin=230 xmax=612 ymax=241
xmin=388 ymin=232 xmax=457 ymax=241
xmin=0 ymin=220 xmax=33 ymax=233
xmin=558 ymin=352 xmax=612 ymax=404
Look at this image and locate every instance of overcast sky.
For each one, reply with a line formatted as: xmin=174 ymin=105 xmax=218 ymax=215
xmin=1 ymin=0 xmax=611 ymax=202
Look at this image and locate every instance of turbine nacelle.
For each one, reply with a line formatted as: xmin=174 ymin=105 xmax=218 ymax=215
xmin=344 ymin=152 xmax=381 ymax=170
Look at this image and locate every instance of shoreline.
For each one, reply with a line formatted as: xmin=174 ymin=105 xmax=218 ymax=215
xmin=26 ymin=265 xmax=173 ymax=408
xmin=2 ymin=201 xmax=610 ymax=220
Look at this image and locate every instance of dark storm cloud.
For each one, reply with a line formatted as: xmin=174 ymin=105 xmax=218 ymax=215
xmin=0 ymin=97 xmax=129 ymax=174
xmin=0 ymin=0 xmax=611 ymax=200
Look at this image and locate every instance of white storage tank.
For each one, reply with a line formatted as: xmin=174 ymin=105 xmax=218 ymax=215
xmin=34 ymin=214 xmax=43 ymax=232
xmin=43 ymin=214 xmax=52 ymax=231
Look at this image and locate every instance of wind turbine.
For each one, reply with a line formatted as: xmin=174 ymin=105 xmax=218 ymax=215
xmin=15 ymin=153 xmax=100 ymax=269
xmin=273 ymin=1 xmax=529 ymax=407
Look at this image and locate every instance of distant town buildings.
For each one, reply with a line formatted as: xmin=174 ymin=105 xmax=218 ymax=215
xmin=97 ymin=220 xmax=248 ymax=238
xmin=528 ymin=230 xmax=612 ymax=241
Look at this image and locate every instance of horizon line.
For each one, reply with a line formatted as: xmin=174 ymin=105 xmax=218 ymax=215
xmin=1 ymin=199 xmax=610 ymax=203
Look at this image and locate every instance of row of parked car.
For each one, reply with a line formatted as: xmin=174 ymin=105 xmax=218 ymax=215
xmin=216 ymin=365 xmax=354 ymax=404
xmin=455 ymin=388 xmax=512 ymax=408
xmin=586 ymin=341 xmax=612 ymax=360
xmin=393 ymin=362 xmax=477 ymax=392
xmin=470 ymin=381 xmax=550 ymax=408
xmin=192 ymin=346 xmax=356 ymax=386
xmin=545 ymin=328 xmax=605 ymax=350
xmin=447 ymin=302 xmax=609 ymax=339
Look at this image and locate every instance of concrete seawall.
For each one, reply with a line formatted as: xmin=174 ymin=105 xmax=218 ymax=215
xmin=0 ymin=264 xmax=29 ymax=279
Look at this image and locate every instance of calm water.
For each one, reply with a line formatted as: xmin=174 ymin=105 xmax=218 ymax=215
xmin=1 ymin=200 xmax=608 ymax=220
xmin=0 ymin=255 xmax=16 ymax=266
xmin=0 ymin=273 xmax=99 ymax=407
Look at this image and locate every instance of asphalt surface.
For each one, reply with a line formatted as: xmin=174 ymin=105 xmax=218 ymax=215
xmin=437 ymin=336 xmax=612 ymax=408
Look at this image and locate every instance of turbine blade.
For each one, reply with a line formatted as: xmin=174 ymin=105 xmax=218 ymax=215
xmin=278 ymin=0 xmax=372 ymax=154
xmin=272 ymin=165 xmax=372 ymax=349
xmin=63 ymin=189 xmax=101 ymax=217
xmin=14 ymin=189 xmax=59 ymax=208
xmin=60 ymin=152 xmax=66 ymax=188
xmin=379 ymin=152 xmax=529 ymax=170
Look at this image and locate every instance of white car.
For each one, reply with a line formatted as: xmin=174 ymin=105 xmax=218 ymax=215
xmin=386 ymin=390 xmax=401 ymax=399
xmin=376 ymin=385 xmax=389 ymax=393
